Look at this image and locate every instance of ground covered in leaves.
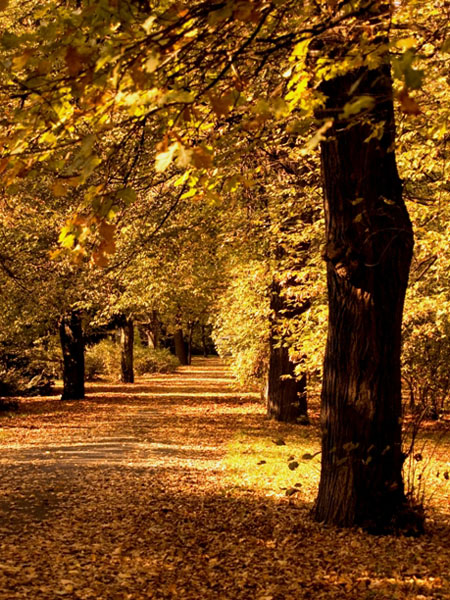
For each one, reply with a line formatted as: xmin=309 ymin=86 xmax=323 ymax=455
xmin=0 ymin=357 xmax=449 ymax=600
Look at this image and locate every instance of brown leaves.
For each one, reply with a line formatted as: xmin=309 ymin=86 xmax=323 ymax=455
xmin=92 ymin=220 xmax=116 ymax=266
xmin=0 ymin=359 xmax=449 ymax=600
xmin=209 ymin=91 xmax=235 ymax=117
xmin=191 ymin=146 xmax=213 ymax=169
xmin=51 ymin=177 xmax=80 ymax=198
xmin=398 ymin=87 xmax=421 ymax=115
xmin=65 ymin=46 xmax=84 ymax=77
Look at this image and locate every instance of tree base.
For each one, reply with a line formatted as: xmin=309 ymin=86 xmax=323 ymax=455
xmin=61 ymin=392 xmax=84 ymax=401
xmin=354 ymin=503 xmax=425 ymax=537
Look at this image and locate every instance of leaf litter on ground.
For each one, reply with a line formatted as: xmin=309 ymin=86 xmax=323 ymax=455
xmin=0 ymin=357 xmax=449 ymax=600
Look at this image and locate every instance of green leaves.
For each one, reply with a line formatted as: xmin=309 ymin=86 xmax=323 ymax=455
xmin=341 ymin=95 xmax=375 ymax=119
xmin=392 ymin=49 xmax=425 ymax=91
xmin=116 ymin=188 xmax=137 ymax=204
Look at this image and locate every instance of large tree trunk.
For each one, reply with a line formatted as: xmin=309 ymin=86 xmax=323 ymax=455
xmin=314 ymin=63 xmax=414 ymax=532
xmin=174 ymin=328 xmax=188 ymax=365
xmin=120 ymin=317 xmax=134 ymax=383
xmin=266 ymin=280 xmax=309 ymax=423
xmin=60 ymin=311 xmax=85 ymax=400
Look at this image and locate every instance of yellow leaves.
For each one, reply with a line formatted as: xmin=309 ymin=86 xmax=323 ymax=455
xmin=144 ymin=53 xmax=160 ymax=74
xmin=0 ymin=0 xmax=9 ymax=11
xmin=395 ymin=37 xmax=417 ymax=51
xmin=12 ymin=50 xmax=34 ymax=71
xmin=155 ymin=140 xmax=213 ymax=172
xmin=56 ymin=211 xmax=116 ymax=267
xmin=59 ymin=224 xmax=77 ymax=249
xmin=292 ymin=38 xmax=310 ymax=61
xmin=392 ymin=49 xmax=424 ymax=90
xmin=341 ymin=95 xmax=375 ymax=119
xmin=51 ymin=177 xmax=80 ymax=198
xmin=141 ymin=15 xmax=156 ymax=34
xmin=155 ymin=142 xmax=179 ymax=172
xmin=300 ymin=120 xmax=333 ymax=155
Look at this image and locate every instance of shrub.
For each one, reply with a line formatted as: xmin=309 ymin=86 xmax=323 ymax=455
xmin=85 ymin=339 xmax=179 ymax=379
xmin=134 ymin=346 xmax=179 ymax=375
xmin=402 ymin=305 xmax=450 ymax=419
xmin=85 ymin=339 xmax=120 ymax=380
xmin=0 ymin=340 xmax=56 ymax=398
xmin=84 ymin=350 xmax=107 ymax=381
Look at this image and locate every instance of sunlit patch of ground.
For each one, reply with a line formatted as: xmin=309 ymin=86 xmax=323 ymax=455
xmin=0 ymin=357 xmax=449 ymax=600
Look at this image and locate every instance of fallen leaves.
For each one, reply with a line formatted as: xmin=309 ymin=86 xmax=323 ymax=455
xmin=0 ymin=358 xmax=449 ymax=599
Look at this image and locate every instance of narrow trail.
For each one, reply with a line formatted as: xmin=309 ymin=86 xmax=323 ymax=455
xmin=0 ymin=358 xmax=261 ymax=526
xmin=1 ymin=358 xmax=449 ymax=600
xmin=0 ymin=358 xmax=254 ymax=470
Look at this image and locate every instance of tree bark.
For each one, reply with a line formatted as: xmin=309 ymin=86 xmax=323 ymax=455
xmin=266 ymin=343 xmax=308 ymax=423
xmin=187 ymin=321 xmax=196 ymax=365
xmin=60 ymin=311 xmax=85 ymax=400
xmin=314 ymin=64 xmax=414 ymax=531
xmin=174 ymin=328 xmax=188 ymax=365
xmin=120 ymin=317 xmax=134 ymax=383
xmin=201 ymin=324 xmax=209 ymax=357
xmin=266 ymin=280 xmax=309 ymax=423
xmin=145 ymin=311 xmax=161 ymax=349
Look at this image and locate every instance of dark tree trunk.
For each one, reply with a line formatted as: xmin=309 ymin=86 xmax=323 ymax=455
xmin=201 ymin=324 xmax=209 ymax=357
xmin=266 ymin=281 xmax=309 ymax=423
xmin=174 ymin=328 xmax=188 ymax=365
xmin=60 ymin=312 xmax=85 ymax=400
xmin=314 ymin=63 xmax=414 ymax=531
xmin=186 ymin=322 xmax=196 ymax=365
xmin=266 ymin=343 xmax=308 ymax=423
xmin=145 ymin=311 xmax=161 ymax=349
xmin=120 ymin=317 xmax=134 ymax=383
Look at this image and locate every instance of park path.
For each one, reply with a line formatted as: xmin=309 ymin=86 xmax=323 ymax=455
xmin=1 ymin=358 xmax=449 ymax=600
xmin=0 ymin=358 xmax=277 ymax=600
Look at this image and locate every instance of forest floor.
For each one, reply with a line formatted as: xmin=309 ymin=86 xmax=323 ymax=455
xmin=0 ymin=357 xmax=449 ymax=600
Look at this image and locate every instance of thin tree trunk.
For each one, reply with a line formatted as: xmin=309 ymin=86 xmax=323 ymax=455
xmin=266 ymin=280 xmax=309 ymax=423
xmin=187 ymin=322 xmax=196 ymax=366
xmin=314 ymin=63 xmax=414 ymax=532
xmin=120 ymin=317 xmax=134 ymax=383
xmin=174 ymin=328 xmax=188 ymax=365
xmin=201 ymin=324 xmax=209 ymax=357
xmin=60 ymin=311 xmax=84 ymax=400
xmin=147 ymin=311 xmax=161 ymax=349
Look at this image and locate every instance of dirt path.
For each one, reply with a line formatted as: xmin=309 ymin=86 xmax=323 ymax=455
xmin=0 ymin=358 xmax=449 ymax=600
xmin=0 ymin=358 xmax=259 ymax=524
